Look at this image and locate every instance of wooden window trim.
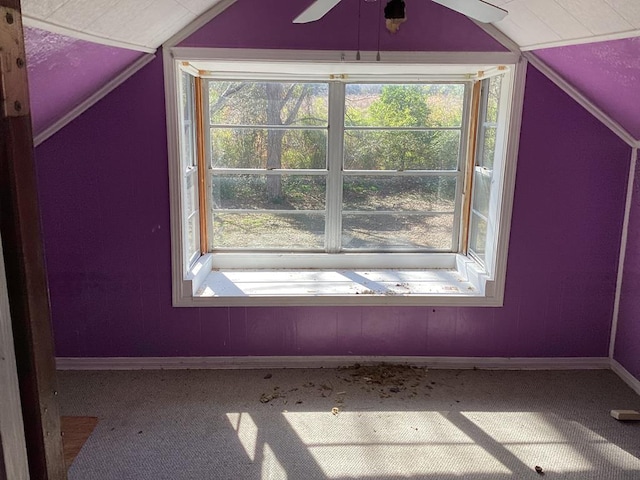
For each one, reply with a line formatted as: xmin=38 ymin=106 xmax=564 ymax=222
xmin=194 ymin=76 xmax=208 ymax=254
xmin=461 ymin=80 xmax=482 ymax=254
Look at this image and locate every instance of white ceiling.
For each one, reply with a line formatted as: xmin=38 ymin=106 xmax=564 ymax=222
xmin=20 ymin=0 xmax=640 ymax=52
xmin=492 ymin=0 xmax=640 ymax=50
xmin=21 ymin=0 xmax=226 ymax=51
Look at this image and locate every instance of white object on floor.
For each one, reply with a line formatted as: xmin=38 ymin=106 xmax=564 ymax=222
xmin=610 ymin=409 xmax=640 ymax=421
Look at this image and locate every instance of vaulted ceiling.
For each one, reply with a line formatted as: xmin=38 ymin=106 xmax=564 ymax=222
xmin=492 ymin=0 xmax=640 ymax=50
xmin=21 ymin=0 xmax=640 ymax=144
xmin=22 ymin=0 xmax=227 ymax=51
xmin=22 ymin=0 xmax=640 ymax=53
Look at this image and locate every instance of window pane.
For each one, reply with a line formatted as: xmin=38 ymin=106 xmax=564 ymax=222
xmin=342 ymin=213 xmax=453 ymax=250
xmin=343 ymin=176 xmax=456 ymax=212
xmin=180 ymin=72 xmax=195 ymax=168
xmin=211 ymin=128 xmax=327 ymax=169
xmin=344 ymin=130 xmax=460 ymax=171
xmin=486 ymin=75 xmax=502 ymax=124
xmin=181 ymin=72 xmax=192 ymax=121
xmin=469 ymin=214 xmax=487 ymax=262
xmin=209 ymin=82 xmax=328 ymax=126
xmin=482 ymin=127 xmax=497 ymax=169
xmin=212 ymin=175 xmax=326 ymax=210
xmin=187 ymin=214 xmax=199 ymax=259
xmin=182 ymin=123 xmax=194 ymax=167
xmin=345 ymin=84 xmax=464 ymax=128
xmin=185 ymin=172 xmax=198 ymax=216
xmin=212 ymin=212 xmax=324 ymax=249
xmin=469 ymin=75 xmax=504 ymax=263
xmin=471 ymin=168 xmax=491 ymax=219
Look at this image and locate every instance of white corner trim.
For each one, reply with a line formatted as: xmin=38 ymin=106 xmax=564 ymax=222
xmin=34 ymin=53 xmax=156 ymax=147
xmin=473 ymin=21 xmax=521 ymax=54
xmin=490 ymin=56 xmax=527 ymax=306
xmin=0 ymin=234 xmax=29 ymax=480
xmin=163 ymin=48 xmax=190 ymax=308
xmin=163 ymin=0 xmax=237 ymax=49
xmin=610 ymin=148 xmax=637 ymax=358
xmin=523 ymin=52 xmax=637 ymax=148
xmin=23 ymin=16 xmax=155 ymax=53
xmin=521 ymin=29 xmax=640 ymax=52
xmin=611 ymin=359 xmax=640 ymax=396
xmin=55 ymin=355 xmax=611 ymax=371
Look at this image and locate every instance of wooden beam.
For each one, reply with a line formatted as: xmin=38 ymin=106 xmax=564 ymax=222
xmin=0 ymin=231 xmax=30 ymax=480
xmin=0 ymin=2 xmax=67 ymax=479
xmin=0 ymin=436 xmax=6 ymax=480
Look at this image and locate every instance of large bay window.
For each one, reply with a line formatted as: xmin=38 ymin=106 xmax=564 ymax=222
xmin=165 ymin=49 xmax=526 ymax=306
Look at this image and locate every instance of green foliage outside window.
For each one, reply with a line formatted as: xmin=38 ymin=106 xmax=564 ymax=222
xmin=209 ymin=81 xmax=464 ymax=210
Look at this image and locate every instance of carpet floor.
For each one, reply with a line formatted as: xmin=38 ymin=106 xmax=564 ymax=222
xmin=57 ymin=367 xmax=640 ymax=479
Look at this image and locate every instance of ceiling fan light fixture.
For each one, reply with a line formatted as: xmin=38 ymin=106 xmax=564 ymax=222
xmin=384 ymin=0 xmax=406 ymax=33
xmin=384 ymin=0 xmax=406 ymax=19
xmin=293 ymin=0 xmax=507 ymax=25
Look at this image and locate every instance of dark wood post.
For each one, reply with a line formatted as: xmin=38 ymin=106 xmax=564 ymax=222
xmin=0 ymin=1 xmax=67 ymax=478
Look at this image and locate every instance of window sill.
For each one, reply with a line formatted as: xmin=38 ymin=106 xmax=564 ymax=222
xmin=175 ymin=253 xmax=502 ymax=307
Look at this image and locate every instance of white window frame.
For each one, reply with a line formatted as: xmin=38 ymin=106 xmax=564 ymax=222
xmin=179 ymin=71 xmax=201 ymax=270
xmin=164 ymin=48 xmax=527 ymax=307
xmin=205 ymin=78 xmax=468 ymax=258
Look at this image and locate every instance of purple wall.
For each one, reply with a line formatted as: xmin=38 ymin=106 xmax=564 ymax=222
xmin=615 ymin=159 xmax=640 ymax=379
xmin=25 ymin=27 xmax=143 ymax=138
xmin=180 ymin=0 xmax=506 ymax=51
xmin=33 ymin=56 xmax=630 ymax=358
xmin=31 ymin=0 xmax=630 ymax=358
xmin=534 ymin=37 xmax=640 ymax=140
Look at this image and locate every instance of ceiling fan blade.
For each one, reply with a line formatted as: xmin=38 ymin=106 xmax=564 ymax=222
xmin=293 ymin=0 xmax=343 ymax=23
xmin=432 ymin=0 xmax=508 ymax=23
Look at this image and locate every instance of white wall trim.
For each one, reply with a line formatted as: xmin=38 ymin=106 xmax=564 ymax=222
xmin=521 ymin=29 xmax=640 ymax=52
xmin=523 ymin=52 xmax=637 ymax=148
xmin=490 ymin=56 xmax=527 ymax=307
xmin=163 ymin=48 xmax=190 ymax=307
xmin=167 ymin=49 xmax=521 ymax=308
xmin=0 ymin=234 xmax=30 ymax=480
xmin=172 ymin=47 xmax=520 ymax=66
xmin=610 ymin=147 xmax=637 ymax=358
xmin=23 ymin=16 xmax=155 ymax=53
xmin=611 ymin=359 xmax=640 ymax=396
xmin=473 ymin=21 xmax=521 ymax=54
xmin=34 ymin=53 xmax=156 ymax=147
xmin=57 ymin=356 xmax=640 ymax=397
xmin=163 ymin=0 xmax=237 ymax=49
xmin=56 ymin=355 xmax=611 ymax=371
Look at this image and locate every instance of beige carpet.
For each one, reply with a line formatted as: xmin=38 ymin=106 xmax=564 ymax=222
xmin=57 ymin=367 xmax=640 ymax=479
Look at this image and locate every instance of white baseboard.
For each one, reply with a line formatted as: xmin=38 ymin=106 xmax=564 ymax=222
xmin=56 ymin=355 xmax=611 ymax=371
xmin=611 ymin=359 xmax=640 ymax=396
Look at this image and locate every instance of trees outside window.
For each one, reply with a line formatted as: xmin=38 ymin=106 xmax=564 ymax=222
xmin=206 ymin=80 xmax=467 ymax=252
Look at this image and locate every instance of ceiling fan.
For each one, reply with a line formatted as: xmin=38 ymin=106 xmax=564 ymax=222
xmin=293 ymin=0 xmax=508 ymax=24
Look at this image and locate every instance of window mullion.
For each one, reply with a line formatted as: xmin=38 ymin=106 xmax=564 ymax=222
xmin=476 ymin=79 xmax=491 ymax=167
xmin=203 ymin=79 xmax=215 ymax=253
xmin=326 ymin=82 xmax=345 ymax=253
